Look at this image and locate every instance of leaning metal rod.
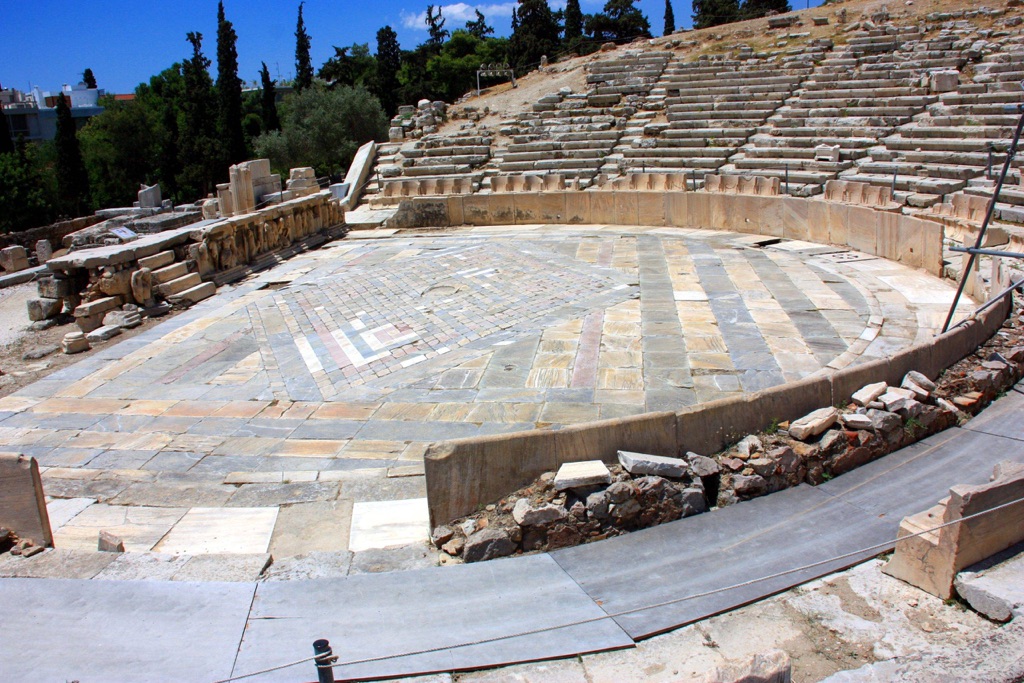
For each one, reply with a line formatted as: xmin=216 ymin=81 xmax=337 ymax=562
xmin=941 ymin=103 xmax=1024 ymax=334
xmin=949 ymin=246 xmax=1024 ymax=259
xmin=948 ymin=277 xmax=1024 ymax=331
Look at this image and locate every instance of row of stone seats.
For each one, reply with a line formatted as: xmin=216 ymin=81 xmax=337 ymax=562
xmin=603 ymin=172 xmax=689 ymax=191
xmin=859 ymin=40 xmax=1024 ymax=207
xmin=490 ymin=174 xmax=573 ymax=193
xmin=395 ymin=133 xmax=492 ymax=177
xmin=380 ymin=176 xmax=475 ymax=199
xmin=615 ymin=48 xmax=819 ymax=181
xmin=822 ymin=179 xmax=898 ymax=208
xmin=703 ymin=174 xmax=780 ymax=196
xmin=585 ymin=50 xmax=672 ymax=98
xmin=733 ymin=28 xmax=935 ymax=196
xmin=929 ymin=192 xmax=991 ymax=222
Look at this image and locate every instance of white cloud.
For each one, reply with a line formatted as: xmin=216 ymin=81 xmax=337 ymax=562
xmin=400 ymin=2 xmax=517 ymax=30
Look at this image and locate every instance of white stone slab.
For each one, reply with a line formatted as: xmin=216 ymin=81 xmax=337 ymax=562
xmin=46 ymin=497 xmax=95 ymax=529
xmin=554 ymin=460 xmax=612 ymax=490
xmin=673 ymin=290 xmax=708 ymax=302
xmin=349 ymin=497 xmax=429 ymax=552
xmin=878 ymin=274 xmax=956 ymax=304
xmin=154 ymin=507 xmax=278 ymax=555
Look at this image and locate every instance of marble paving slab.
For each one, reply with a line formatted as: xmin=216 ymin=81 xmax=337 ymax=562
xmin=348 ymin=497 xmax=429 ymax=552
xmin=154 ymin=506 xmax=278 ymax=555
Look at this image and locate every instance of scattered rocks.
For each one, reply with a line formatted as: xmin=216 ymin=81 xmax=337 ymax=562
xmin=512 ymin=498 xmax=567 ymax=526
xmin=617 ymin=450 xmax=688 ymax=477
xmin=553 ymin=460 xmax=612 ymax=490
xmin=98 ymin=531 xmax=125 ymax=553
xmin=789 ymin=407 xmax=839 ymax=440
xmin=463 ymin=527 xmax=515 ymax=562
xmin=853 ymin=381 xmax=888 ymax=407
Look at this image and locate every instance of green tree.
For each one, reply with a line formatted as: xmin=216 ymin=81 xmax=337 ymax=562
xmin=587 ymin=0 xmax=651 ymax=42
xmin=217 ymin=1 xmax=246 ymax=165
xmin=0 ymin=143 xmax=53 ymax=233
xmin=740 ymin=0 xmax=791 ymax=20
xmin=509 ymin=0 xmax=560 ymax=74
xmin=294 ymin=2 xmax=314 ymax=90
xmin=79 ymin=96 xmax=160 ymax=208
xmin=426 ymin=31 xmax=510 ymax=101
xmin=137 ymin=64 xmax=186 ymax=199
xmin=82 ymin=68 xmax=98 ymax=89
xmin=692 ymin=0 xmax=739 ymax=28
xmin=664 ymin=0 xmax=676 ymax=35
xmin=465 ymin=9 xmax=494 ymax=38
xmin=178 ymin=32 xmax=221 ymax=199
xmin=375 ymin=26 xmax=402 ymax=116
xmin=260 ymin=62 xmax=281 ymax=132
xmin=564 ymin=0 xmax=584 ymax=45
xmin=54 ymin=94 xmax=90 ymax=215
xmin=426 ymin=5 xmax=449 ymax=45
xmin=319 ymin=43 xmax=377 ymax=88
xmin=252 ymin=84 xmax=387 ymax=178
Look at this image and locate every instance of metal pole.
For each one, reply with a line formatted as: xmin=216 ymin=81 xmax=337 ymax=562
xmin=313 ymin=639 xmax=335 ymax=683
xmin=941 ymin=104 xmax=1024 ymax=333
xmin=785 ymin=164 xmax=789 ymax=195
xmin=987 ymin=145 xmax=993 ymax=179
xmin=891 ymin=165 xmax=898 ymax=194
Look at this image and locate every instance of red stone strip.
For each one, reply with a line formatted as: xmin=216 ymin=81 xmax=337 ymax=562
xmin=570 ymin=311 xmax=604 ymax=388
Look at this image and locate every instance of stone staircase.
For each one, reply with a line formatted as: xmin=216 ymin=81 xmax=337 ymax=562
xmin=731 ymin=27 xmax=929 ymax=196
xmin=485 ymin=51 xmax=671 ymax=188
xmin=614 ymin=46 xmax=822 ymax=187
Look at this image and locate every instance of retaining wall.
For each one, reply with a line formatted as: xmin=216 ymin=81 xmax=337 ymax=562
xmin=387 ymin=190 xmax=945 ymax=275
xmin=420 ymin=191 xmax=1006 ymax=526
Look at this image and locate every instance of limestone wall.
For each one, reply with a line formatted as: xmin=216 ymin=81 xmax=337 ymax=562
xmin=389 ymin=190 xmax=945 ymax=276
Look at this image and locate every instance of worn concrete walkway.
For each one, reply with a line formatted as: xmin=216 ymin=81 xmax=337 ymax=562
xmin=0 ymin=225 xmax=973 ymax=564
xmin=3 ymin=386 xmax=1022 ymax=682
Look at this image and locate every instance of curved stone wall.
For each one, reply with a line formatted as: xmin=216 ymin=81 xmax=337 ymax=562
xmin=416 ymin=191 xmax=1009 ymax=526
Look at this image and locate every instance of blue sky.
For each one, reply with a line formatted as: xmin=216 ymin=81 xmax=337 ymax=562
xmin=0 ymin=0 xmax=789 ymax=94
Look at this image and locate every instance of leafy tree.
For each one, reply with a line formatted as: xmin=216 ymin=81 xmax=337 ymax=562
xmin=82 ymin=68 xmax=98 ymax=89
xmin=252 ymin=84 xmax=387 ymax=178
xmin=294 ymin=2 xmax=314 ymax=90
xmin=0 ymin=104 xmax=14 ymax=155
xmin=664 ymin=0 xmax=676 ymax=35
xmin=178 ymin=32 xmax=221 ymax=199
xmin=587 ymin=0 xmax=652 ymax=42
xmin=692 ymin=0 xmax=740 ymax=28
xmin=79 ymin=96 xmax=160 ymax=208
xmin=426 ymin=5 xmax=449 ymax=46
xmin=426 ymin=31 xmax=510 ymax=101
xmin=0 ymin=143 xmax=53 ymax=233
xmin=54 ymin=94 xmax=90 ymax=215
xmin=319 ymin=43 xmax=377 ymax=88
xmin=740 ymin=0 xmax=791 ymax=20
xmin=137 ymin=64 xmax=186 ymax=199
xmin=260 ymin=62 xmax=281 ymax=131
xmin=375 ymin=26 xmax=402 ymax=116
xmin=509 ymin=0 xmax=560 ymax=74
xmin=217 ymin=2 xmax=246 ymax=165
xmin=465 ymin=10 xmax=494 ymax=38
xmin=564 ymin=0 xmax=584 ymax=45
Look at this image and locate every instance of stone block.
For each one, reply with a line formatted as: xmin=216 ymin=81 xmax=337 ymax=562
xmin=86 ymin=325 xmax=122 ymax=343
xmin=512 ymin=499 xmax=568 ymax=527
xmin=554 ymin=460 xmax=613 ymax=490
xmin=138 ymin=250 xmax=175 ymax=270
xmin=37 ymin=276 xmax=71 ymax=299
xmin=0 ymin=246 xmax=30 ymax=273
xmin=102 ymin=310 xmax=142 ymax=329
xmin=138 ymin=183 xmax=162 ymax=209
xmin=618 ymin=450 xmax=688 ymax=478
xmin=852 ymin=381 xmax=888 ymax=407
xmin=788 ymin=407 xmax=838 ymax=441
xmin=98 ymin=530 xmax=125 ymax=553
xmin=26 ymin=297 xmax=62 ymax=321
xmin=0 ymin=453 xmax=52 ymax=547
xmin=74 ymin=296 xmax=121 ymax=319
xmin=62 ymin=331 xmax=90 ymax=354
xmin=131 ymin=268 xmax=153 ymax=304
xmin=931 ymin=70 xmax=959 ymax=93
xmin=34 ymin=240 xmax=53 ymax=263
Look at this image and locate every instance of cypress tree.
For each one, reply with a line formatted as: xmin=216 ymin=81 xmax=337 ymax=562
xmin=740 ymin=0 xmax=791 ymax=20
xmin=82 ymin=68 xmax=98 ymax=89
xmin=217 ymin=2 xmax=246 ymax=164
xmin=375 ymin=26 xmax=402 ymax=116
xmin=179 ymin=32 xmax=220 ymax=198
xmin=294 ymin=2 xmax=314 ymax=90
xmin=564 ymin=0 xmax=584 ymax=44
xmin=664 ymin=0 xmax=676 ymax=35
xmin=260 ymin=62 xmax=281 ymax=132
xmin=54 ymin=94 xmax=90 ymax=214
xmin=426 ymin=5 xmax=449 ymax=46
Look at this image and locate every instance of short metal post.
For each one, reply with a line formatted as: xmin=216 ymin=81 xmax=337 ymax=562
xmin=313 ymin=639 xmax=336 ymax=683
xmin=891 ymin=165 xmax=898 ymax=194
xmin=784 ymin=164 xmax=789 ymax=195
xmin=988 ymin=145 xmax=994 ymax=179
xmin=691 ymin=168 xmax=696 ymax=191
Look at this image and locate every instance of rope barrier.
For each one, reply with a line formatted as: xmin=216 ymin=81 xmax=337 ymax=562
xmin=213 ymin=491 xmax=1024 ymax=682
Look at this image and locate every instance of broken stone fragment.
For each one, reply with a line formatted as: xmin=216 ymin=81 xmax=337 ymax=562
xmin=462 ymin=527 xmax=515 ymax=563
xmin=840 ymin=412 xmax=874 ymax=431
xmin=86 ymin=325 xmax=122 ymax=343
xmin=732 ymin=474 xmax=767 ymax=497
xmin=430 ymin=525 xmax=454 ymax=547
xmin=686 ymin=452 xmax=720 ymax=478
xmin=735 ymin=435 xmax=764 ymax=458
xmin=512 ymin=499 xmax=567 ymax=527
xmin=904 ymin=370 xmax=936 ymax=392
xmin=62 ymin=331 xmax=90 ymax=355
xmin=98 ymin=531 xmax=125 ymax=553
xmin=102 ymin=309 xmax=142 ymax=329
xmin=852 ymin=381 xmax=887 ymax=407
xmin=554 ymin=460 xmax=612 ymax=490
xmin=788 ymin=407 xmax=839 ymax=441
xmin=617 ymin=450 xmax=688 ymax=478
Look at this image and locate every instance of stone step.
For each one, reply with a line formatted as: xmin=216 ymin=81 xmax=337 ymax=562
xmin=620 ymin=157 xmax=726 ymax=170
xmin=895 ymin=125 xmax=1014 ymax=139
xmin=839 ymin=172 xmax=965 ymax=194
xmin=732 ymin=157 xmax=851 ymax=172
xmin=661 ymin=127 xmax=755 ymax=138
xmin=856 ymin=161 xmax=978 ymax=180
xmin=799 ymin=87 xmax=923 ymax=100
xmin=751 ymin=133 xmax=879 ymax=147
xmin=939 ymin=91 xmax=1024 ymax=105
xmin=735 ymin=167 xmax=835 ymax=184
xmin=668 ymin=110 xmax=775 ymax=122
xmin=743 ymin=146 xmax=869 ymax=160
xmin=137 ymin=250 xmax=175 ymax=270
xmin=152 ymin=262 xmax=188 ymax=285
xmin=789 ymin=96 xmax=936 ymax=109
xmin=964 ymin=185 xmax=1024 ymax=207
xmin=157 ymin=272 xmax=202 ymax=298
xmin=625 ymin=147 xmax=733 ymax=159
xmin=167 ymin=281 xmax=216 ymax=305
xmin=884 ymin=136 xmax=1009 ymax=152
